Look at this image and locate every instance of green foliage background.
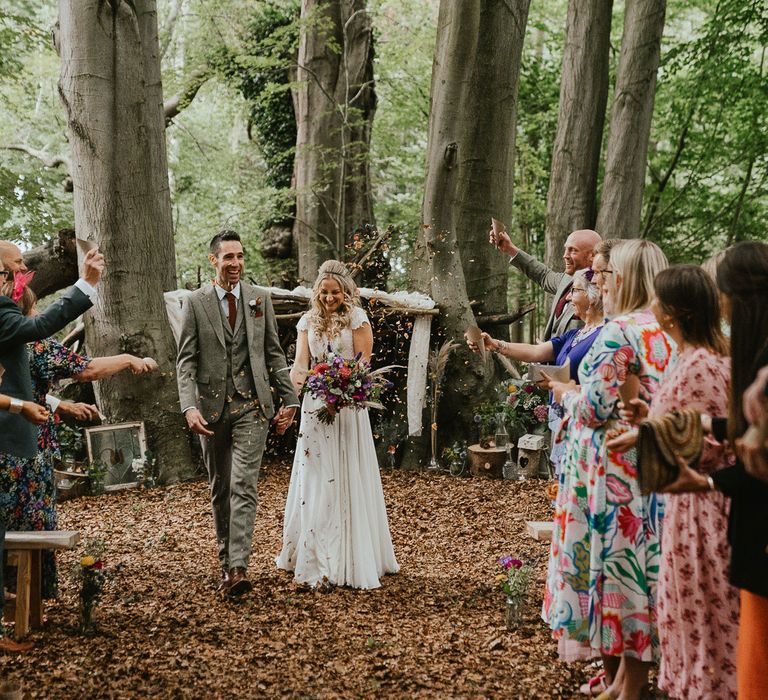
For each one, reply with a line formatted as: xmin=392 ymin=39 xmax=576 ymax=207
xmin=1 ymin=0 xmax=766 ymax=297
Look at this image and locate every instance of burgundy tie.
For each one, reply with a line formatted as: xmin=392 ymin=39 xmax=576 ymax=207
xmin=553 ymin=282 xmax=572 ymax=318
xmin=225 ymin=292 xmax=237 ymax=331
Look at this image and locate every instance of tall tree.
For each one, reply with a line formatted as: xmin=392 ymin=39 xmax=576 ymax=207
xmin=57 ymin=0 xmax=195 ymax=482
xmin=411 ymin=0 xmax=531 ymax=453
xmin=544 ymin=0 xmax=613 ymax=268
xmin=293 ymin=0 xmax=376 ymax=283
xmin=596 ymin=0 xmax=666 ymax=238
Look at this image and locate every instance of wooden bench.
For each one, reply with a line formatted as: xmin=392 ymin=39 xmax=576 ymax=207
xmin=3 ymin=531 xmax=80 ymax=639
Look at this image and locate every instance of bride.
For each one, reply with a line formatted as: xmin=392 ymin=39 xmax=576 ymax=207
xmin=276 ymin=260 xmax=399 ymax=589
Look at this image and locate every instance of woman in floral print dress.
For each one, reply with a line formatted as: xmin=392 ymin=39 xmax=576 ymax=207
xmin=544 ymin=239 xmax=674 ymax=700
xmin=610 ymin=266 xmax=738 ymax=699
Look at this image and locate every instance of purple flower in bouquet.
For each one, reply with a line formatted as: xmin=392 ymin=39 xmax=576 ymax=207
xmin=496 ymin=554 xmax=533 ymax=598
xmin=304 ymin=349 xmax=398 ymax=424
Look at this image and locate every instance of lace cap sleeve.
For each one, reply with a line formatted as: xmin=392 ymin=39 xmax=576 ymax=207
xmin=351 ymin=306 xmax=370 ymax=330
xmin=296 ymin=312 xmax=310 ymax=332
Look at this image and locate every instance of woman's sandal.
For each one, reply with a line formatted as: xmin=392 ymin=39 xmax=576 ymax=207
xmin=580 ymin=670 xmax=608 ymax=696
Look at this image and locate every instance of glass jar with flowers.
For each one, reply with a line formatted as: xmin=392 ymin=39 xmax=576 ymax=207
xmin=496 ymin=554 xmax=534 ymax=629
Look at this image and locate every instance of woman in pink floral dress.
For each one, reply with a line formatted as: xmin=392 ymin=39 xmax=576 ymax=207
xmin=545 ymin=240 xmax=673 ymax=700
xmin=615 ymin=266 xmax=738 ymax=699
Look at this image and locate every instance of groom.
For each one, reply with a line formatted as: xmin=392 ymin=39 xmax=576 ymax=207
xmin=176 ymin=230 xmax=298 ymax=597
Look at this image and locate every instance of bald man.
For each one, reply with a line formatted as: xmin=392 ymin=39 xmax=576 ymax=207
xmin=491 ymin=228 xmax=601 ymax=340
xmin=0 ymin=241 xmax=27 ymax=278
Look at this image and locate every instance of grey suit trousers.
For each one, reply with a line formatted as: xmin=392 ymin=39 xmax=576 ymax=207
xmin=200 ymin=399 xmax=269 ymax=570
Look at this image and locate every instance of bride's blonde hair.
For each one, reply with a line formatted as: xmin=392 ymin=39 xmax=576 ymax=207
xmin=307 ymin=260 xmax=360 ymax=339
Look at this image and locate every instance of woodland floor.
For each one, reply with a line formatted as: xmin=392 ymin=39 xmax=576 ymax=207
xmin=1 ymin=462 xmax=600 ymax=699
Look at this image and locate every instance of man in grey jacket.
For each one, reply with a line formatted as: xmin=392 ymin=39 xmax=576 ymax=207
xmin=491 ymin=228 xmax=601 ymax=340
xmin=176 ymin=231 xmax=299 ymax=597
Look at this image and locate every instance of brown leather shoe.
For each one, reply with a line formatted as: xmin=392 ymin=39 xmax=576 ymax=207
xmin=216 ymin=566 xmax=230 ymax=592
xmin=227 ymin=567 xmax=252 ymax=597
xmin=0 ymin=637 xmax=34 ymax=653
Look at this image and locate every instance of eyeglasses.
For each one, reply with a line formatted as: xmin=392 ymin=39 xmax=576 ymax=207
xmin=571 ymin=287 xmax=587 ymax=293
xmin=0 ymin=270 xmax=8 ymax=278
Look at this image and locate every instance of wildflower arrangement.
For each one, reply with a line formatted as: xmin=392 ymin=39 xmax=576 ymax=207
xmin=70 ymin=540 xmax=108 ymax=634
xmin=441 ymin=441 xmax=468 ymax=467
xmin=474 ymin=378 xmax=549 ymax=440
xmin=305 ymin=346 xmax=395 ymax=425
xmin=496 ymin=555 xmax=534 ymax=599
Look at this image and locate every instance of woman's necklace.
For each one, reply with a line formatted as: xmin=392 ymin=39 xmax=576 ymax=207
xmin=571 ymin=322 xmax=602 ymax=347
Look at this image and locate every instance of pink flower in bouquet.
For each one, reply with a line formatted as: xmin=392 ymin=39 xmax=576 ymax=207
xmin=533 ymin=404 xmax=549 ymax=423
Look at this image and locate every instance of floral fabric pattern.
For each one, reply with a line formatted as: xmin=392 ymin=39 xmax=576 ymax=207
xmin=653 ymin=348 xmax=739 ymax=700
xmin=0 ymin=338 xmax=90 ymax=598
xmin=543 ymin=310 xmax=675 ymax=662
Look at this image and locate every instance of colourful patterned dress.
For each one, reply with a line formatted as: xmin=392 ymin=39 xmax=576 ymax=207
xmin=0 ymin=338 xmax=90 ymax=598
xmin=653 ymin=347 xmax=739 ymax=700
xmin=543 ymin=310 xmax=675 ymax=662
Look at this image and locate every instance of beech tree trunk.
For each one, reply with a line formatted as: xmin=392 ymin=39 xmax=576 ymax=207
xmin=544 ymin=0 xmax=613 ymax=269
xmin=596 ymin=0 xmax=666 ymax=238
xmin=58 ymin=0 xmax=195 ymax=483
xmin=293 ymin=0 xmax=376 ymax=283
xmin=408 ymin=0 xmax=531 ymax=461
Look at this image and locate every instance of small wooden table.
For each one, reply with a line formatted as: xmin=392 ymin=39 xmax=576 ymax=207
xmin=4 ymin=531 xmax=80 ymax=639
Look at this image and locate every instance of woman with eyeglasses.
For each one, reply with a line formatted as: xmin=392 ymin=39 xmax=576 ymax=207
xmin=546 ymin=239 xmax=673 ymax=700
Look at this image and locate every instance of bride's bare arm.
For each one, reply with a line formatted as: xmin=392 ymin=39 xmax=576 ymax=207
xmin=290 ymin=329 xmax=310 ymax=393
xmin=352 ymin=322 xmax=374 ymax=363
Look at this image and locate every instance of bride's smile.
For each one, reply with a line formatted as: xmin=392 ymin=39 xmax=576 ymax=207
xmin=319 ymin=279 xmax=345 ymax=313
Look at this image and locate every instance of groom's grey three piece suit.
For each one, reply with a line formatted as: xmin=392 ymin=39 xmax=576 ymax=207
xmin=176 ymin=282 xmax=298 ymax=571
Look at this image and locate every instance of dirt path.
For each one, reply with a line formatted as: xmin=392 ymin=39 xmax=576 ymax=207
xmin=3 ymin=464 xmax=591 ymax=698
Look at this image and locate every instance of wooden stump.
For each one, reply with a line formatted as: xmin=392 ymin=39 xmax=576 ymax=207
xmin=467 ymin=444 xmax=507 ymax=479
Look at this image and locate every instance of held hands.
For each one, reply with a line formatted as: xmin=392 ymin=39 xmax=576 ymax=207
xmin=736 ymin=423 xmax=768 ymax=484
xmin=605 ymin=428 xmax=638 ymax=453
xmin=21 ymin=401 xmax=49 ymax=425
xmin=488 ymin=227 xmax=517 ymax=257
xmin=618 ymin=398 xmax=649 ymax=426
xmin=540 ymin=370 xmax=576 ymax=404
xmin=81 ymin=248 xmax=105 ymax=287
xmin=129 ymin=357 xmax=159 ymax=375
xmin=466 ymin=331 xmax=496 ymax=354
xmin=185 ymin=408 xmax=214 ymax=437
xmin=659 ymin=453 xmax=712 ymax=494
xmin=58 ymin=401 xmax=100 ymax=422
xmin=273 ymin=405 xmax=297 ymax=435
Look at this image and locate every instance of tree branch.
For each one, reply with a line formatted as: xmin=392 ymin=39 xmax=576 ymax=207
xmin=3 ymin=144 xmax=71 ymax=173
xmin=164 ymin=67 xmax=211 ymax=124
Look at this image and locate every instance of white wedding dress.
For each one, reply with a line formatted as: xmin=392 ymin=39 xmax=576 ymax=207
xmin=276 ymin=307 xmax=400 ymax=589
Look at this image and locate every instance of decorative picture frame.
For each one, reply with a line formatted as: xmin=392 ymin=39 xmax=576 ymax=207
xmin=85 ymin=421 xmax=147 ymax=490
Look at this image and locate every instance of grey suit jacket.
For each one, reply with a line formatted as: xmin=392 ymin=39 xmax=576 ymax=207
xmin=510 ymin=250 xmax=583 ymax=341
xmin=176 ymin=282 xmax=298 ymax=423
xmin=0 ymin=287 xmax=93 ymax=458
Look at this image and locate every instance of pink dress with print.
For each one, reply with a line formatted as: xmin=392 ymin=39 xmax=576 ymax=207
xmin=652 ymin=347 xmax=739 ymax=700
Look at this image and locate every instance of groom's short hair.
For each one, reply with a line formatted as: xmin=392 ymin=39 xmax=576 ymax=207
xmin=210 ymin=230 xmax=242 ymax=256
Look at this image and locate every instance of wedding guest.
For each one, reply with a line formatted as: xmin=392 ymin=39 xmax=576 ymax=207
xmin=659 ymin=242 xmax=768 ymax=700
xmin=466 ymin=267 xmax=604 ymax=475
xmin=0 ymin=248 xmax=103 ymax=652
xmin=0 ymin=281 xmax=157 ymax=598
xmin=490 ymin=226 xmax=602 ymax=340
xmin=545 ymin=239 xmax=672 ymax=700
xmin=276 ymin=260 xmax=399 ymax=589
xmin=608 ymin=265 xmax=738 ymax=699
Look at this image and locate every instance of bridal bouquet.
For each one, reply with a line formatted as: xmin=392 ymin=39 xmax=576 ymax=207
xmin=305 ymin=347 xmax=394 ymax=425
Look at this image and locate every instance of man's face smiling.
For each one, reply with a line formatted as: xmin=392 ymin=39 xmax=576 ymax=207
xmin=0 ymin=243 xmax=27 ymax=275
xmin=562 ymin=234 xmax=594 ymax=275
xmin=210 ymin=240 xmax=245 ymax=291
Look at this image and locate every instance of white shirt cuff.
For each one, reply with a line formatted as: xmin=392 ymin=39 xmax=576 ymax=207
xmin=508 ymin=252 xmax=519 ymax=262
xmin=46 ymin=394 xmax=61 ymax=413
xmin=74 ymin=278 xmax=98 ymax=301
xmin=182 ymin=406 xmax=197 ymax=414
